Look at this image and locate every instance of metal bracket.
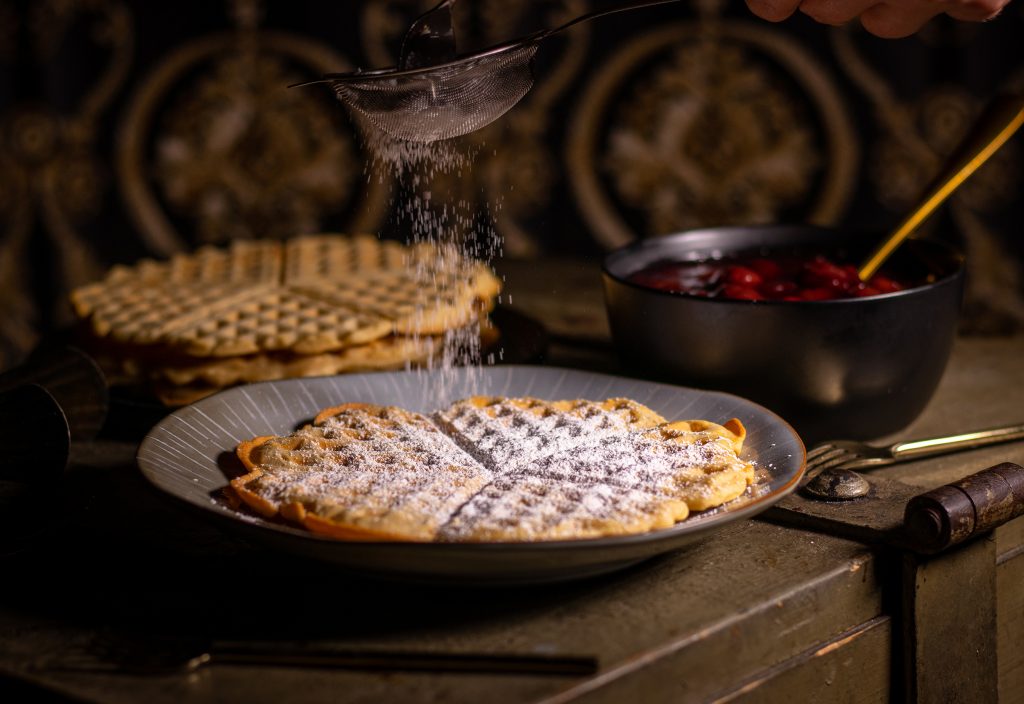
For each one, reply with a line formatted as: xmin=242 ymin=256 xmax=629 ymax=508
xmin=765 ymin=462 xmax=1023 ymax=703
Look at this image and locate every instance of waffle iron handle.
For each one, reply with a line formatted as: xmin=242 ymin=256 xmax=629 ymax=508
xmin=903 ymin=462 xmax=1024 ymax=554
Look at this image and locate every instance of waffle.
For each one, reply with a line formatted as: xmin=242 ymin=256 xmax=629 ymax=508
xmin=433 ymin=396 xmax=668 ymax=471
xmin=437 ymin=412 xmax=751 ymax=541
xmin=232 ymin=403 xmax=493 ymax=541
xmin=148 ymin=317 xmax=499 ymax=404
xmin=72 ymin=235 xmax=501 ymax=357
xmin=154 ymin=335 xmax=444 ymax=387
xmin=104 ymin=239 xmax=283 ymax=286
xmin=282 ymin=234 xmax=435 ymax=282
xmin=230 ymin=397 xmax=755 ymax=543
xmin=70 ymin=234 xmax=501 ymax=401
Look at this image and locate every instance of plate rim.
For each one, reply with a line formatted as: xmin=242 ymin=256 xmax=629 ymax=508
xmin=136 ymin=365 xmax=807 ymax=551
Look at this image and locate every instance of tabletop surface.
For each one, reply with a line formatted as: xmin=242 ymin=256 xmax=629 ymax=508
xmin=2 ymin=257 xmax=1023 ymax=703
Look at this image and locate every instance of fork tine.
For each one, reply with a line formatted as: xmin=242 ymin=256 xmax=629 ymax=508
xmin=807 ymin=451 xmax=857 ymax=474
xmin=806 ymin=444 xmax=837 ymax=461
xmin=806 ymin=445 xmax=847 ymax=465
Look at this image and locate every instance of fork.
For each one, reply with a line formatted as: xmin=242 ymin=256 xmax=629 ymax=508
xmin=803 ymin=422 xmax=1024 ymax=483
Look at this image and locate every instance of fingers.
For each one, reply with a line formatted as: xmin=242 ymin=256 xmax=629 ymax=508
xmin=745 ymin=0 xmax=802 ymax=22
xmin=797 ymin=0 xmax=880 ymax=25
xmin=940 ymin=0 xmax=1009 ymax=21
xmin=748 ymin=0 xmax=1011 ymax=36
xmin=859 ymin=3 xmax=944 ymax=37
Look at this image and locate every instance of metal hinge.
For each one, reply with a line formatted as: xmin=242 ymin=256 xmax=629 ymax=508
xmin=765 ymin=462 xmax=1024 ymax=704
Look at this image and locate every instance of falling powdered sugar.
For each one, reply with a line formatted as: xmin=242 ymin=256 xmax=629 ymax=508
xmin=361 ymin=129 xmax=504 ymax=405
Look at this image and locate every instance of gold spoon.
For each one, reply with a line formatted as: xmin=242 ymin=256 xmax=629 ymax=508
xmin=859 ymin=93 xmax=1024 ymax=281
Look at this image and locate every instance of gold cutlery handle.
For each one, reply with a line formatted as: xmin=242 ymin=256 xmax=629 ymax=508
xmin=859 ymin=93 xmax=1024 ymax=281
xmin=890 ymin=423 xmax=1024 ymax=460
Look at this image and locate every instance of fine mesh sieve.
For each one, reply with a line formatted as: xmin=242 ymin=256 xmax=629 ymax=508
xmin=296 ymin=0 xmax=678 ymax=143
xmin=328 ymin=43 xmax=540 ymax=143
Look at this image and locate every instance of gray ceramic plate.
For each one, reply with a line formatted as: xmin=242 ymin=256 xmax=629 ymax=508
xmin=137 ymin=366 xmax=805 ymax=584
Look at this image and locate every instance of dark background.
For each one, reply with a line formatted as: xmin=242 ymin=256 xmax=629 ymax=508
xmin=2 ymin=0 xmax=1023 ymax=369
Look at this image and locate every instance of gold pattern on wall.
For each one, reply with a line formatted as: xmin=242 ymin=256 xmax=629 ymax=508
xmin=477 ymin=0 xmax=590 ymax=256
xmin=608 ymin=43 xmax=819 ymax=233
xmin=568 ymin=20 xmax=858 ymax=250
xmin=0 ymin=0 xmax=133 ymax=366
xmin=118 ymin=27 xmax=388 ymax=256
xmin=869 ymin=88 xmax=1017 ymax=214
xmin=154 ymin=52 xmax=356 ymax=244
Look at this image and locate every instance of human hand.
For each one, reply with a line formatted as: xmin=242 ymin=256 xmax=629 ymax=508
xmin=745 ymin=0 xmax=1011 ymax=38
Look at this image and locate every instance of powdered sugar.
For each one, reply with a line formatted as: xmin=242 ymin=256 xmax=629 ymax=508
xmin=247 ymin=406 xmax=491 ymax=539
xmin=238 ymin=399 xmax=754 ymax=542
xmin=362 ymin=131 xmax=503 ymax=403
xmin=437 ymin=417 xmax=748 ymax=541
xmin=433 ymin=398 xmax=637 ymax=472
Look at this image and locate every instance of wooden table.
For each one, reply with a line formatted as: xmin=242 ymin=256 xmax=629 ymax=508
xmin=1 ymin=258 xmax=1022 ymax=703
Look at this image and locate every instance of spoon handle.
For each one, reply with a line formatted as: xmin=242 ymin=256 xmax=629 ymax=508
xmin=858 ymin=93 xmax=1024 ymax=281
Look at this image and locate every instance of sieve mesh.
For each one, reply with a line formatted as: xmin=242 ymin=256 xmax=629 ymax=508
xmin=305 ymin=2 xmax=679 ymax=143
xmin=329 ymin=43 xmax=539 ymax=143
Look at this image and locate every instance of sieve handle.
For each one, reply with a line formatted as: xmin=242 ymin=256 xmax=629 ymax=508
xmin=533 ymin=0 xmax=682 ymax=41
xmin=399 ymin=0 xmax=457 ymax=71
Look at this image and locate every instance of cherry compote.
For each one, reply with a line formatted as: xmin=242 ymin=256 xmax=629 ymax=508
xmin=628 ymin=250 xmax=909 ymax=301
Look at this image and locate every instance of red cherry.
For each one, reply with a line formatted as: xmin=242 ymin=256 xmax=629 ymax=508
xmin=872 ymin=275 xmax=903 ymax=293
xmin=749 ymin=258 xmax=783 ymax=279
xmin=804 ymin=260 xmax=846 ymax=278
xmin=722 ymin=285 xmax=764 ymax=301
xmin=802 ymin=260 xmax=846 ymax=288
xmin=841 ymin=265 xmax=860 ymax=280
xmin=766 ymin=281 xmax=798 ymax=297
xmin=799 ymin=288 xmax=835 ymax=301
xmin=726 ymin=266 xmax=763 ymax=287
xmin=628 ymin=252 xmax=910 ymax=302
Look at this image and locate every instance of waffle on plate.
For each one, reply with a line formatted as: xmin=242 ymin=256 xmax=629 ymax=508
xmin=230 ymin=396 xmax=755 ymax=542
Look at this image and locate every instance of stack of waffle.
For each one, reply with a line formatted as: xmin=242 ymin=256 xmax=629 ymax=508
xmin=70 ymin=234 xmax=502 ymax=405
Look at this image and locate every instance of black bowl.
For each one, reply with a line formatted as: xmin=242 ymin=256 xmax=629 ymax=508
xmin=602 ymin=225 xmax=965 ymax=444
